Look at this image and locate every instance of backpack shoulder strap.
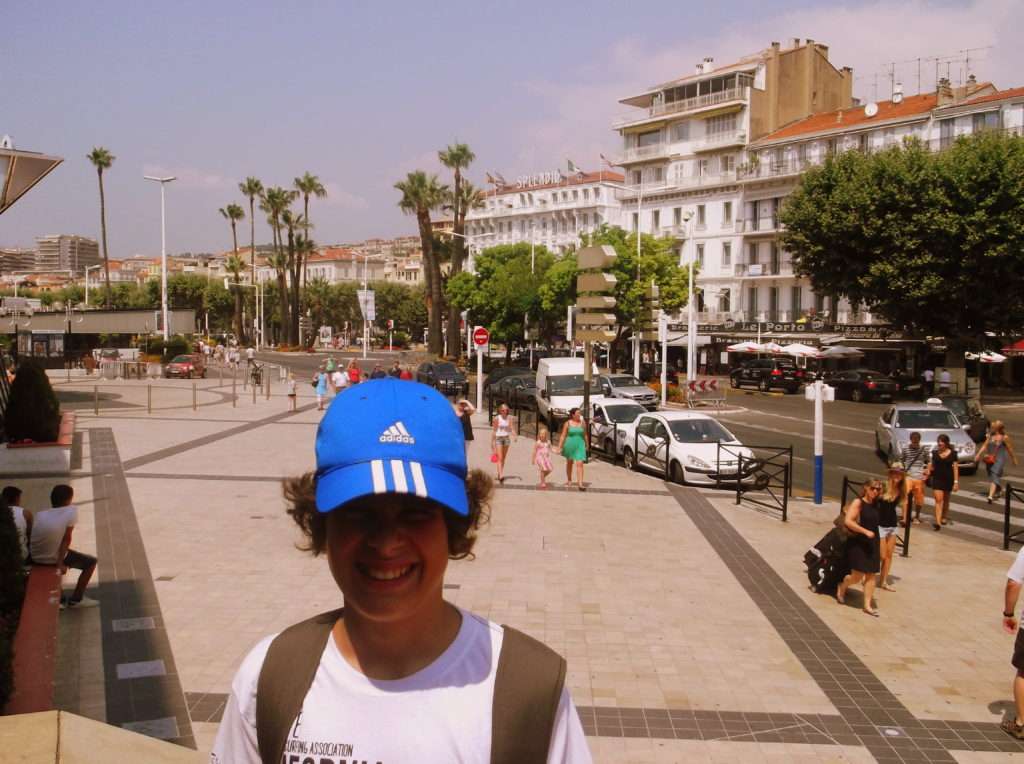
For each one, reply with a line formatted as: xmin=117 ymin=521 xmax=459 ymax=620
xmin=491 ymin=625 xmax=567 ymax=764
xmin=256 ymin=608 xmax=343 ymax=764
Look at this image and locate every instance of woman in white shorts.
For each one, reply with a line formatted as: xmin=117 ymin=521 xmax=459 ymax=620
xmin=876 ymin=462 xmax=907 ymax=592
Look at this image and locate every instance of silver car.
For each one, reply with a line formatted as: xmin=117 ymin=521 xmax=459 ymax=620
xmin=589 ymin=400 xmax=647 ymax=457
xmin=598 ymin=374 xmax=658 ymax=410
xmin=875 ymin=401 xmax=977 ymax=472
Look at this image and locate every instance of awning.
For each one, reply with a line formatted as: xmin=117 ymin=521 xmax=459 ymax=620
xmin=1 ymin=145 xmax=64 ymax=215
xmin=667 ymin=334 xmax=711 ymax=347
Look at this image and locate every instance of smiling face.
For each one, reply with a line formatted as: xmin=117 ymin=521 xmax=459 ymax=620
xmin=325 ymin=495 xmax=450 ymax=628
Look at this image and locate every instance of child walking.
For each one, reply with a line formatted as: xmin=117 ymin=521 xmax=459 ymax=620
xmin=286 ymin=372 xmax=297 ymax=411
xmin=532 ymin=426 xmax=554 ymax=488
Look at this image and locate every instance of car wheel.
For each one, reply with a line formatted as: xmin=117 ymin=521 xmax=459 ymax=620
xmin=669 ymin=460 xmax=685 ymax=484
xmin=852 ymin=388 xmax=863 ymax=402
xmin=623 ymin=448 xmax=636 ymax=471
xmin=730 ymin=376 xmax=740 ymax=389
xmin=758 ymin=378 xmax=769 ymax=392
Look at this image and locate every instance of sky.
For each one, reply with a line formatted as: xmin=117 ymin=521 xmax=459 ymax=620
xmin=4 ymin=0 xmax=1022 ymax=258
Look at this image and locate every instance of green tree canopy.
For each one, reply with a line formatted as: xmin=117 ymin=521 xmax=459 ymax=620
xmin=779 ymin=132 xmax=1024 ymax=347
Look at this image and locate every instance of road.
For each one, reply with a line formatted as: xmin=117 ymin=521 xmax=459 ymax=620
xmin=714 ymin=387 xmax=1024 ymax=539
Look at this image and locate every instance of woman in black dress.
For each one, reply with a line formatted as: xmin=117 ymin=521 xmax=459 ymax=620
xmin=926 ymin=433 xmax=959 ymax=530
xmin=837 ymin=479 xmax=883 ymax=617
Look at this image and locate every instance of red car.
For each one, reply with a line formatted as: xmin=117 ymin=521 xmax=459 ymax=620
xmin=164 ymin=354 xmax=207 ymax=379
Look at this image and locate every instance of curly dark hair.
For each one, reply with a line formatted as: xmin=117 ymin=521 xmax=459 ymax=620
xmin=284 ymin=469 xmax=493 ymax=560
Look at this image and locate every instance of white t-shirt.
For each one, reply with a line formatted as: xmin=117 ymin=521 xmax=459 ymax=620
xmin=211 ymin=609 xmax=591 ymax=764
xmin=939 ymin=370 xmax=951 ymax=385
xmin=29 ymin=505 xmax=78 ymax=564
xmin=1008 ymin=547 xmax=1024 ymax=584
xmin=246 ymin=348 xmax=255 ymax=361
xmin=10 ymin=506 xmax=29 ymax=562
xmin=331 ymin=370 xmax=347 ymax=390
xmin=923 ymin=369 xmax=934 ymax=382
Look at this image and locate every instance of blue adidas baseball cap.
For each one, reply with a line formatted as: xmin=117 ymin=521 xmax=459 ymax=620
xmin=315 ymin=378 xmax=469 ymax=516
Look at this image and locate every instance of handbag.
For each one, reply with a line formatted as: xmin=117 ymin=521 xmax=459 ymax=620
xmin=984 ymin=454 xmax=996 ymax=465
xmin=490 ymin=452 xmax=499 ymax=464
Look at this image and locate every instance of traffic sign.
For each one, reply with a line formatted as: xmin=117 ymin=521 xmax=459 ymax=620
xmin=473 ymin=326 xmax=490 ymax=346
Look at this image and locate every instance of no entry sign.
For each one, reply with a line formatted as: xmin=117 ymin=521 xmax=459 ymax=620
xmin=473 ymin=326 xmax=490 ymax=347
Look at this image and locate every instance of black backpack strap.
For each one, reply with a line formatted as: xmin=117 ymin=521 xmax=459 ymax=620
xmin=491 ymin=625 xmax=568 ymax=764
xmin=256 ymin=608 xmax=343 ymax=764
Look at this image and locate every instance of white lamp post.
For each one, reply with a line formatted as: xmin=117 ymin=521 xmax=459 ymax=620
xmin=84 ymin=264 xmax=103 ymax=307
xmin=143 ymin=175 xmax=176 ymax=339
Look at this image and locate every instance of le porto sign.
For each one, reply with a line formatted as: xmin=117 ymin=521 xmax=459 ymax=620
xmin=668 ymin=319 xmax=902 ymax=340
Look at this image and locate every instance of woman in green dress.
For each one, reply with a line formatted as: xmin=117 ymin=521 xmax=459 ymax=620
xmin=558 ymin=407 xmax=588 ymax=491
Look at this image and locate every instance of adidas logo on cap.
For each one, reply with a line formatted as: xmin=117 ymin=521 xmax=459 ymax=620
xmin=379 ymin=421 xmax=415 ymax=444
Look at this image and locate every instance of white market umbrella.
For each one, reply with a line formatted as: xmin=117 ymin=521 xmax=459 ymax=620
xmin=820 ymin=345 xmax=864 ymax=359
xmin=779 ymin=342 xmax=823 ymax=358
xmin=727 ymin=341 xmax=761 ymax=353
xmin=980 ymin=350 xmax=1006 ymax=363
xmin=758 ymin=341 xmax=785 ymax=354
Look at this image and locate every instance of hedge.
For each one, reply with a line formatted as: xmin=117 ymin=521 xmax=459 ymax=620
xmin=4 ymin=360 xmax=61 ymax=443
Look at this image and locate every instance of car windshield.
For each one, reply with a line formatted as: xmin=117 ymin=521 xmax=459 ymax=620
xmin=604 ymin=405 xmax=644 ymax=423
xmin=608 ymin=375 xmax=642 ymax=387
xmin=549 ymin=375 xmax=600 ymax=394
xmin=435 ymin=363 xmax=458 ymax=374
xmin=669 ymin=418 xmax=735 ymax=443
xmin=895 ymin=410 xmax=959 ymax=429
xmin=171 ymin=355 xmax=192 ymax=363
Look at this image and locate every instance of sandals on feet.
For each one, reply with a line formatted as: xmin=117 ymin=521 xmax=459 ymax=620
xmin=836 ymin=585 xmax=847 ymax=605
xmin=1002 ymin=718 xmax=1024 ymax=740
xmin=863 ymin=609 xmax=880 ymax=617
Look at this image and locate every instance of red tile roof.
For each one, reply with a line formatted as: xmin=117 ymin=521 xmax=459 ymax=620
xmin=758 ymin=94 xmax=937 ymax=143
xmin=956 ymin=85 xmax=1024 ymax=108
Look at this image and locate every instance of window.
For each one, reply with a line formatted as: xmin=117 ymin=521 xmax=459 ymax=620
xmin=747 ymin=242 xmax=758 ymax=264
xmin=673 ymin=207 xmax=682 ymax=226
xmin=573 ymin=190 xmax=579 ymax=200
xmin=972 ymin=111 xmax=1000 ymax=132
xmin=697 ymin=158 xmax=709 ymax=177
xmin=582 ymin=213 xmax=589 ymax=227
xmin=696 ymin=243 xmax=704 ymax=267
xmin=721 ymin=154 xmax=735 ymax=173
xmin=747 ymin=287 xmax=758 ymax=315
xmin=652 ymin=210 xmax=660 ymax=233
xmin=768 ymin=287 xmax=779 ymax=320
xmin=883 ymin=128 xmax=896 ymax=147
xmin=719 ymin=289 xmax=730 ymax=312
xmin=594 ymin=188 xmax=601 ymax=201
xmin=858 ymin=133 xmax=869 ymax=152
xmin=696 ymin=204 xmax=706 ymax=226
xmin=939 ymin=119 xmax=955 ymax=149
xmin=723 ymin=201 xmax=733 ymax=224
xmin=705 ymin=113 xmax=737 ymax=135
xmin=583 ymin=189 xmax=589 ymax=201
xmin=651 ymin=166 xmax=665 ymax=183
xmin=797 ymin=143 xmax=808 ymax=162
xmin=722 ymin=242 xmax=732 ymax=267
xmin=770 ymin=243 xmax=780 ymax=274
xmin=790 ymin=286 xmax=802 ymax=314
xmin=632 ymin=212 xmax=639 ymax=231
xmin=631 ymin=170 xmax=642 ymax=185
xmin=671 ymin=121 xmax=690 ymax=141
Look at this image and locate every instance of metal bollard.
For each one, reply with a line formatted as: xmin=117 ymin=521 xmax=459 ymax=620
xmin=232 ymin=375 xmax=237 ymax=407
xmin=193 ymin=382 xmax=197 ymax=411
xmin=94 ymin=385 xmax=99 ymax=416
xmin=252 ymin=380 xmax=257 ymax=404
xmin=265 ymin=373 xmax=270 ymax=400
xmin=148 ymin=384 xmax=152 ymax=414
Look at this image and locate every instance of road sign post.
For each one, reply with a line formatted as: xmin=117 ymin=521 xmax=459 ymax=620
xmin=575 ymin=246 xmax=618 ymax=431
xmin=473 ymin=326 xmax=489 ymax=411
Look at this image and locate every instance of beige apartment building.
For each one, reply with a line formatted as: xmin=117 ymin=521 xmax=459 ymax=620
xmin=34 ymin=234 xmax=101 ymax=275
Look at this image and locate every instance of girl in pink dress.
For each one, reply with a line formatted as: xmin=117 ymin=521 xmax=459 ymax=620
xmin=532 ymin=426 xmax=554 ymax=488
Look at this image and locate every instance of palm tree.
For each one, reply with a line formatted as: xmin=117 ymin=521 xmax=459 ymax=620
xmin=219 ymin=203 xmax=247 ymax=339
xmin=293 ymin=172 xmax=326 ymax=292
xmin=224 ymin=254 xmax=246 ymax=344
xmin=87 ymin=147 xmax=115 ymax=308
xmin=280 ymin=208 xmax=309 ymax=345
xmin=395 ymin=171 xmax=449 ymax=355
xmin=439 ymin=143 xmax=476 ymax=357
xmin=266 ymin=251 xmax=290 ymax=344
xmin=238 ymin=177 xmax=264 ymax=276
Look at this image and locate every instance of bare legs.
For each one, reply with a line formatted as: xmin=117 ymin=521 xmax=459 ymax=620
xmin=878 ymin=535 xmax=897 ymax=591
xmin=564 ymin=459 xmax=585 ymax=489
xmin=932 ymin=488 xmax=947 ymax=528
xmin=837 ymin=569 xmax=878 ymax=615
xmin=496 ymin=444 xmax=510 ymax=482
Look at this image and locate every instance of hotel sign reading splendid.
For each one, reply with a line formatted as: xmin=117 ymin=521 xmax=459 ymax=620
xmin=516 ymin=170 xmax=565 ymax=188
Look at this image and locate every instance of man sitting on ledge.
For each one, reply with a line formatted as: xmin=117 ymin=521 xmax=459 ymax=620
xmin=29 ymin=484 xmax=98 ymax=609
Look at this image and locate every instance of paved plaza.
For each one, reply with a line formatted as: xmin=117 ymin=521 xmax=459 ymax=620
xmin=12 ymin=369 xmax=1024 ymax=762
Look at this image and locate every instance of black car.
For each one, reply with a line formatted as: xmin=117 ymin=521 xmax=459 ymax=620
xmin=482 ymin=365 xmax=531 ymax=393
xmin=492 ymin=373 xmax=538 ymax=410
xmin=729 ymin=359 xmax=803 ymax=394
xmin=935 ymin=394 xmax=990 ymax=442
xmin=415 ymin=361 xmax=469 ymax=396
xmin=825 ymin=369 xmax=898 ymax=402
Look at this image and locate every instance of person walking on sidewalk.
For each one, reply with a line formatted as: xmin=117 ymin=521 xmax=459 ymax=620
xmin=314 ymin=363 xmax=329 ymax=411
xmin=557 ymin=408 xmax=588 ymax=491
xmin=900 ymin=432 xmax=929 ymax=525
xmin=837 ymin=479 xmax=883 ymax=617
xmin=877 ymin=463 xmax=907 ymax=592
xmin=925 ymin=433 xmax=959 ymax=530
xmin=454 ymin=399 xmax=475 ymax=451
xmin=1001 ymin=545 xmax=1024 ymax=740
xmin=491 ymin=403 xmax=517 ymax=484
xmin=533 ymin=426 xmax=554 ymax=489
xmin=286 ymin=373 xmax=297 ymax=412
xmin=210 ymin=378 xmax=591 ymax=762
xmin=977 ymin=421 xmax=1018 ymax=504
xmin=347 ymin=359 xmax=362 ymax=385
xmin=29 ymin=485 xmax=98 ymax=609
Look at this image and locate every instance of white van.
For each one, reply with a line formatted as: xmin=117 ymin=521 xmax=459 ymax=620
xmin=535 ymin=357 xmax=605 ymax=428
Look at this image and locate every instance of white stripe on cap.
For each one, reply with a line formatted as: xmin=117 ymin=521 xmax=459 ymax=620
xmin=390 ymin=460 xmax=408 ymax=493
xmin=409 ymin=461 xmax=427 ymax=497
xmin=370 ymin=460 xmax=387 ymax=493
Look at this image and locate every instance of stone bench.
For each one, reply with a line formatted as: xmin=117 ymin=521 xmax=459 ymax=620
xmin=3 ymin=565 xmax=63 ymax=714
xmin=1 ymin=411 xmax=75 ymax=475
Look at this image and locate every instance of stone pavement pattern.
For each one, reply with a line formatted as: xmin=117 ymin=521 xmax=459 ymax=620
xmin=22 ymin=370 xmax=1024 ymax=762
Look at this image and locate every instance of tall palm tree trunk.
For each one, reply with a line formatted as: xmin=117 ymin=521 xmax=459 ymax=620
xmin=234 ymin=281 xmax=243 ymax=343
xmin=98 ymin=172 xmax=112 ymax=308
xmin=418 ymin=211 xmax=444 ymax=355
xmin=446 ymin=170 xmax=464 ymax=358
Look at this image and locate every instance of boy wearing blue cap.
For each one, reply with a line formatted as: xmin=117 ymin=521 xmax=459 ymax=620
xmin=211 ymin=378 xmax=590 ymax=763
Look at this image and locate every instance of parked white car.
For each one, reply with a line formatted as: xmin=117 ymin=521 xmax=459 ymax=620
xmin=589 ymin=400 xmax=647 ymax=458
xmin=622 ymin=411 xmax=757 ymax=486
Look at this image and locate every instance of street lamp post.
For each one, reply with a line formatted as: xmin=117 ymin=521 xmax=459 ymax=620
xmin=143 ymin=175 xmax=177 ymax=340
xmin=634 ymin=177 xmax=644 ymax=378
xmin=681 ymin=209 xmax=696 ymax=382
xmin=84 ymin=264 xmax=103 ymax=307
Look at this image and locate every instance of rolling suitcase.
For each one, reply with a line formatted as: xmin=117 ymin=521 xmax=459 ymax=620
xmin=804 ymin=526 xmax=850 ymax=594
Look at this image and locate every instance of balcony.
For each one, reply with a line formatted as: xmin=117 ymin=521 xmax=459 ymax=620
xmin=617 ymin=171 xmax=738 ymax=201
xmin=613 ymin=86 xmax=748 ymax=129
xmin=736 ymin=216 xmax=780 ymax=234
xmin=739 ymin=158 xmax=815 ymax=181
xmin=617 ymin=143 xmax=672 ymax=164
xmin=693 ymin=130 xmax=747 ymax=152
xmin=733 ymin=262 xmax=795 ymax=277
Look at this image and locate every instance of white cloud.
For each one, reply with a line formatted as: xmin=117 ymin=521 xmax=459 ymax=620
xmin=509 ymin=0 xmax=1023 ymax=175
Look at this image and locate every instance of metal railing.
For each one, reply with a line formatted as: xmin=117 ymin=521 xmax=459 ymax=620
xmin=1003 ymin=483 xmax=1024 ymax=550
xmin=841 ymin=475 xmax=911 ymax=557
xmin=720 ymin=443 xmax=793 ymax=521
xmin=613 ymin=86 xmax=748 ymax=127
xmin=618 ymin=143 xmax=672 ymax=163
xmin=693 ymin=130 xmax=747 ymax=151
